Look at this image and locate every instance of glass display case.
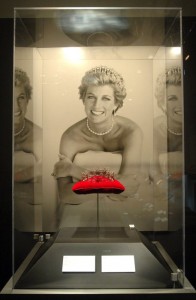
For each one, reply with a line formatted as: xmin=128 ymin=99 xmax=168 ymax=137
xmin=1 ymin=6 xmax=195 ymax=295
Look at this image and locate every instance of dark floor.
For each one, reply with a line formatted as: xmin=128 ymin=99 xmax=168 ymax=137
xmin=185 ymin=207 xmax=196 ymax=289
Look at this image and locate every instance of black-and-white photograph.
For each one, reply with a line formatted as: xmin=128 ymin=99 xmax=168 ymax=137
xmin=13 ymin=8 xmax=183 ymax=233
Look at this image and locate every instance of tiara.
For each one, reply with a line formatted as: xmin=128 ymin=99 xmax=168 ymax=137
xmin=81 ymin=168 xmax=115 ymax=182
xmin=166 ymin=66 xmax=181 ymax=76
xmin=72 ymin=168 xmax=125 ymax=194
xmin=87 ymin=66 xmax=125 ymax=90
xmin=15 ymin=67 xmax=27 ymax=77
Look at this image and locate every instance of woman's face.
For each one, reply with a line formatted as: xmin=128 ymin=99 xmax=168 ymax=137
xmin=14 ymin=85 xmax=28 ymax=125
xmin=84 ymin=85 xmax=116 ymax=124
xmin=166 ymin=85 xmax=182 ymax=124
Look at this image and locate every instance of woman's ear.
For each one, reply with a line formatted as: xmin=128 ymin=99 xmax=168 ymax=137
xmin=113 ymin=105 xmax=118 ymax=114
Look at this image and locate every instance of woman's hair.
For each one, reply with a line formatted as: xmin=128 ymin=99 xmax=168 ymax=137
xmin=155 ymin=66 xmax=181 ymax=110
xmin=78 ymin=66 xmax=127 ymax=112
xmin=15 ymin=67 xmax=32 ymax=100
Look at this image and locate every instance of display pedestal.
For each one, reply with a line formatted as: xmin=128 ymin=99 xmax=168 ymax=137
xmin=1 ymin=227 xmax=190 ymax=291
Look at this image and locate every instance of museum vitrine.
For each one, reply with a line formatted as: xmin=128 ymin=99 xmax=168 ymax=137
xmin=1 ymin=6 xmax=195 ymax=295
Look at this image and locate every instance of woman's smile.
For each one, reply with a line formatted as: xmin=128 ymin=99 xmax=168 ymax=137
xmin=14 ymin=86 xmax=28 ymax=124
xmin=91 ymin=110 xmax=104 ymax=116
xmin=14 ymin=110 xmax=22 ymax=117
xmin=173 ymin=108 xmax=182 ymax=115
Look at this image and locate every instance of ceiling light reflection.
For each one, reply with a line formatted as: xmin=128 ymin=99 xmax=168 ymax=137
xmin=57 ymin=10 xmax=129 ymax=33
xmin=171 ymin=47 xmax=181 ymax=56
xmin=63 ymin=48 xmax=84 ymax=63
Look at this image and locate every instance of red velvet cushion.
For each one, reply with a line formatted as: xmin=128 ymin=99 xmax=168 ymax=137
xmin=72 ymin=175 xmax=125 ymax=194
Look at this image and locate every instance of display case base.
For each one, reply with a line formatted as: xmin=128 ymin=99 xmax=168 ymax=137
xmin=1 ymin=227 xmax=195 ymax=295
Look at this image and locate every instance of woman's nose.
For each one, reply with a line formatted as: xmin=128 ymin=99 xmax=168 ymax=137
xmin=93 ymin=97 xmax=101 ymax=108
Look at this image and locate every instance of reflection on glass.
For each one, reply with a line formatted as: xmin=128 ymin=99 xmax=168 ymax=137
xmin=56 ymin=10 xmax=140 ymax=46
xmin=14 ymin=67 xmax=42 ymax=231
xmin=151 ymin=66 xmax=182 ymax=229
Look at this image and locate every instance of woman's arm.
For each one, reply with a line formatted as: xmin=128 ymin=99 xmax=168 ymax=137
xmin=14 ymin=121 xmax=42 ymax=182
xmin=14 ymin=151 xmax=41 ymax=182
xmin=53 ymin=154 xmax=85 ymax=180
xmin=57 ymin=177 xmax=95 ymax=204
xmin=55 ymin=157 xmax=95 ymax=204
xmin=53 ymin=127 xmax=89 ymax=180
xmin=116 ymin=126 xmax=143 ymax=197
xmin=53 ymin=130 xmax=91 ymax=203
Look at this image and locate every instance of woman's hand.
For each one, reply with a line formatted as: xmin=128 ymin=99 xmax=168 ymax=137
xmin=52 ymin=154 xmax=73 ymax=179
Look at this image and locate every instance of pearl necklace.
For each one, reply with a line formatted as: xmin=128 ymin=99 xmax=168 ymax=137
xmin=86 ymin=117 xmax=114 ymax=136
xmin=167 ymin=127 xmax=182 ymax=136
xmin=14 ymin=119 xmax=26 ymax=137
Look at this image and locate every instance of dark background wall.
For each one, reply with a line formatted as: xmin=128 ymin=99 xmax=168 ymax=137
xmin=0 ymin=1 xmax=196 ymax=299
xmin=0 ymin=17 xmax=13 ymax=293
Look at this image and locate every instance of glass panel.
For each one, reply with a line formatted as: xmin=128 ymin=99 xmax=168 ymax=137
xmin=12 ymin=7 xmax=185 ymax=292
xmin=151 ymin=11 xmax=184 ymax=272
xmin=13 ymin=10 xmax=44 ymax=286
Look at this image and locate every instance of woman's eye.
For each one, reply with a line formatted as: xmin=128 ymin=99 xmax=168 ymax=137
xmin=167 ymin=95 xmax=177 ymax=101
xmin=87 ymin=95 xmax=95 ymax=100
xmin=103 ymin=97 xmax=111 ymax=101
xmin=18 ymin=96 xmax=25 ymax=102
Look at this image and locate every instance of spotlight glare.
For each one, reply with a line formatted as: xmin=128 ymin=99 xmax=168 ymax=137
xmin=171 ymin=47 xmax=181 ymax=56
xmin=63 ymin=47 xmax=84 ymax=63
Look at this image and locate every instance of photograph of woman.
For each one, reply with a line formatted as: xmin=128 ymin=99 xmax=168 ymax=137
xmin=52 ymin=65 xmax=143 ymax=228
xmin=14 ymin=67 xmax=42 ymax=231
xmin=14 ymin=67 xmax=42 ymax=183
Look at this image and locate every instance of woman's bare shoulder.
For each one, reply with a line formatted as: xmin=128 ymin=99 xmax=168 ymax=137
xmin=153 ymin=115 xmax=167 ymax=135
xmin=116 ymin=115 xmax=142 ymax=132
xmin=26 ymin=118 xmax=41 ymax=130
xmin=24 ymin=119 xmax=42 ymax=140
xmin=59 ymin=119 xmax=87 ymax=159
xmin=61 ymin=119 xmax=86 ymax=141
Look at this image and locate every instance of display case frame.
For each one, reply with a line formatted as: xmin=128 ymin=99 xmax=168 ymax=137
xmin=1 ymin=6 xmax=195 ymax=296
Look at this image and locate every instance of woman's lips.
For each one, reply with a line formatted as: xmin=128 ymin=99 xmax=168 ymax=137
xmin=91 ymin=110 xmax=104 ymax=116
xmin=14 ymin=111 xmax=21 ymax=116
xmin=174 ymin=109 xmax=182 ymax=115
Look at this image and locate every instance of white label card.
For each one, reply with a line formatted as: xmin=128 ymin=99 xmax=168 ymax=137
xmin=62 ymin=255 xmax=96 ymax=272
xmin=101 ymin=255 xmax=135 ymax=273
